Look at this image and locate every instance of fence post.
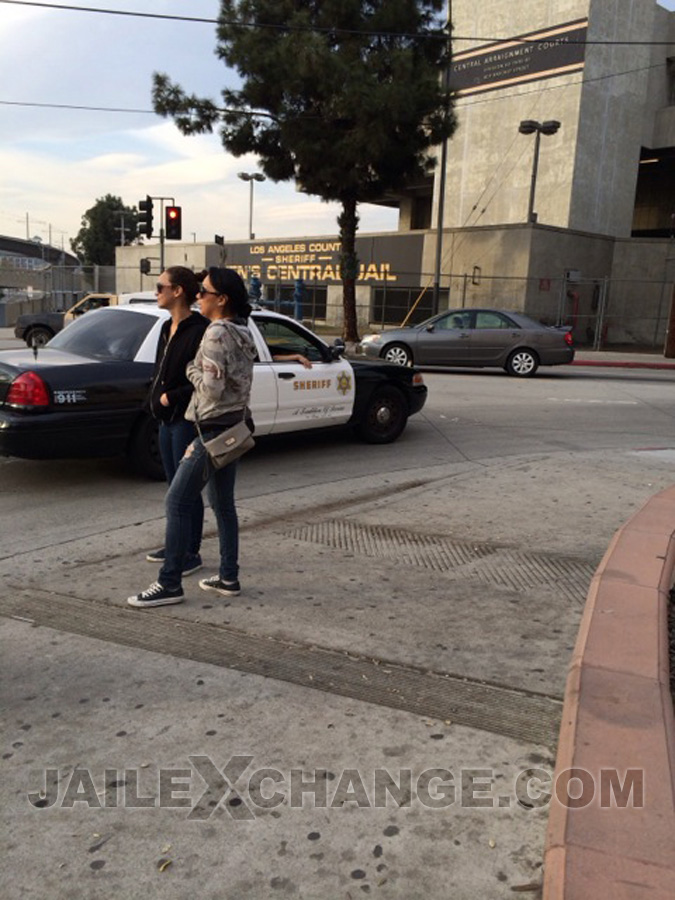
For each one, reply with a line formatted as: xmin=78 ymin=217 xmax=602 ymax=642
xmin=594 ymin=277 xmax=609 ymax=350
xmin=665 ymin=282 xmax=675 ymax=358
xmin=556 ymin=274 xmax=567 ymax=326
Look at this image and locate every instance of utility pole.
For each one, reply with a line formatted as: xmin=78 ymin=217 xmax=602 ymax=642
xmin=116 ymin=213 xmax=130 ymax=246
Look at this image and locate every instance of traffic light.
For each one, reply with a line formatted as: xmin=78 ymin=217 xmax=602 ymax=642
xmin=137 ymin=196 xmax=154 ymax=238
xmin=165 ymin=206 xmax=182 ymax=240
xmin=140 ymin=258 xmax=151 ymax=275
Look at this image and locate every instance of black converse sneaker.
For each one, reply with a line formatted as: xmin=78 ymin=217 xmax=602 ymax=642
xmin=146 ymin=549 xmax=202 ymax=576
xmin=127 ymin=582 xmax=184 ymax=608
xmin=145 ymin=548 xmax=165 ymax=563
xmin=198 ymin=576 xmax=241 ymax=597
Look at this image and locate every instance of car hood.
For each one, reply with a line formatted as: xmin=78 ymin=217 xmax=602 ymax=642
xmin=363 ymin=327 xmax=416 ymax=339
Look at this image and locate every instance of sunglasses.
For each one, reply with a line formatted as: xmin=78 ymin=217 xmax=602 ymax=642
xmin=156 ymin=282 xmax=173 ymax=293
xmin=198 ymin=285 xmax=221 ymax=297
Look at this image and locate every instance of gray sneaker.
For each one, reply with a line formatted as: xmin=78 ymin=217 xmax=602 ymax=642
xmin=198 ymin=576 xmax=241 ymax=597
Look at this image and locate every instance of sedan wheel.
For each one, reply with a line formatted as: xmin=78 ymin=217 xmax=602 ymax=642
xmin=356 ymin=385 xmax=408 ymax=444
xmin=382 ymin=343 xmax=412 ymax=366
xmin=506 ymin=349 xmax=539 ymax=377
xmin=28 ymin=327 xmax=53 ymax=349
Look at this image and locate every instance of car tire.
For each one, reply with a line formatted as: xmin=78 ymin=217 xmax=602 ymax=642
xmin=355 ymin=385 xmax=408 ymax=444
xmin=505 ymin=348 xmax=539 ymax=377
xmin=381 ymin=343 xmax=412 ymax=366
xmin=128 ymin=415 xmax=165 ymax=480
xmin=27 ymin=327 xmax=54 ymax=349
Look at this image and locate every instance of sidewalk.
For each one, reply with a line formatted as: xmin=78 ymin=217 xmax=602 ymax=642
xmin=571 ymin=349 xmax=675 ymax=370
xmin=2 ymin=449 xmax=674 ymax=898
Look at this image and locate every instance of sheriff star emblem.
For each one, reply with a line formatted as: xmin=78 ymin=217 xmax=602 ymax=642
xmin=336 ymin=371 xmax=352 ymax=396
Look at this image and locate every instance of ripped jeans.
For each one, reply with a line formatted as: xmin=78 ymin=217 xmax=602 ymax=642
xmin=159 ymin=432 xmax=239 ymax=591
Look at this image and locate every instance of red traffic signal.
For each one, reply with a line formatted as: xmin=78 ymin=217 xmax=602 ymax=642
xmin=165 ymin=206 xmax=182 ymax=240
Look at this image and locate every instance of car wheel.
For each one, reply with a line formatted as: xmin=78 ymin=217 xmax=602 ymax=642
xmin=128 ymin=415 xmax=165 ymax=480
xmin=355 ymin=385 xmax=408 ymax=444
xmin=27 ymin=327 xmax=54 ymax=349
xmin=506 ymin=348 xmax=539 ymax=377
xmin=382 ymin=343 xmax=412 ymax=366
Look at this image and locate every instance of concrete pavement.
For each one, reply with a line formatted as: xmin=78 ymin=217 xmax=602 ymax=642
xmin=2 ymin=445 xmax=674 ymax=899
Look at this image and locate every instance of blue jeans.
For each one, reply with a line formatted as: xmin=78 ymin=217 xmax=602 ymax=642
xmin=158 ymin=419 xmax=203 ymax=556
xmin=159 ymin=433 xmax=239 ymax=590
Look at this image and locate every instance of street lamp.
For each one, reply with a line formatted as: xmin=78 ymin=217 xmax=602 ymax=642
xmin=518 ymin=119 xmax=561 ymax=224
xmin=238 ymin=172 xmax=266 ymax=239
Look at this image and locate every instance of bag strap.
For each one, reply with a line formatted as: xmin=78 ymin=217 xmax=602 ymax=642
xmin=195 ymin=408 xmax=247 ymax=443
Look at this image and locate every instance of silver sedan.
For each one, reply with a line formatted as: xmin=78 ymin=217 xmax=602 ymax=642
xmin=357 ymin=308 xmax=574 ymax=376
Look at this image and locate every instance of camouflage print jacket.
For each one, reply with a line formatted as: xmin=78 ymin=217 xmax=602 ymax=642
xmin=185 ymin=318 xmax=256 ymax=426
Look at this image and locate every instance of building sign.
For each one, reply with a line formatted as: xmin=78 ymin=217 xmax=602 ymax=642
xmin=224 ymin=233 xmax=424 ymax=288
xmin=450 ymin=19 xmax=588 ymax=97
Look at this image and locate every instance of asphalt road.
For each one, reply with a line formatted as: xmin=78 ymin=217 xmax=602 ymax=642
xmin=1 ymin=363 xmax=672 ymax=554
xmin=1 ymin=361 xmax=673 ymax=899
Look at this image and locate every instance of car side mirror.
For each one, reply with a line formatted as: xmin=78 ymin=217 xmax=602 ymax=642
xmin=425 ymin=324 xmax=435 ymax=333
xmin=330 ymin=338 xmax=346 ymax=359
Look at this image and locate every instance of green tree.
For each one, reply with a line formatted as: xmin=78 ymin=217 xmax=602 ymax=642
xmin=70 ymin=194 xmax=138 ymax=266
xmin=153 ymin=0 xmax=455 ymax=341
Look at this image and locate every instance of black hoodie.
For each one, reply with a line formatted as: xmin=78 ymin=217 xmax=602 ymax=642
xmin=148 ymin=312 xmax=209 ymax=423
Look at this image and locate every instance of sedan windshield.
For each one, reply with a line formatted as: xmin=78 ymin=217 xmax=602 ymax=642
xmin=47 ymin=309 xmax=156 ymax=361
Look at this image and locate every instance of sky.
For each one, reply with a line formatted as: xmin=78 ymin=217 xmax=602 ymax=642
xmin=1 ymin=0 xmax=674 ymax=253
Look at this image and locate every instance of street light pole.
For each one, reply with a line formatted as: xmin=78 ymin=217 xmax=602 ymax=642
xmin=527 ymin=128 xmax=541 ymax=225
xmin=518 ymin=120 xmax=561 ymax=224
xmin=432 ymin=8 xmax=452 ymax=315
xmin=238 ymin=172 xmax=266 ymax=239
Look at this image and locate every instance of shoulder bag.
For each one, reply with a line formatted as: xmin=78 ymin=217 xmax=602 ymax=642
xmin=195 ymin=416 xmax=255 ymax=470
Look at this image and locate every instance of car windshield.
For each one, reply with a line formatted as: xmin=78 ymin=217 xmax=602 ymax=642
xmin=47 ymin=309 xmax=156 ymax=361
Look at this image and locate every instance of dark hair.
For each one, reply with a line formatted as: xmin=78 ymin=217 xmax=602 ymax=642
xmin=165 ymin=266 xmax=200 ymax=304
xmin=200 ymin=267 xmax=251 ymax=321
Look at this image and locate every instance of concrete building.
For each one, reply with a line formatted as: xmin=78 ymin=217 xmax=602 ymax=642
xmin=117 ymin=0 xmax=674 ymax=348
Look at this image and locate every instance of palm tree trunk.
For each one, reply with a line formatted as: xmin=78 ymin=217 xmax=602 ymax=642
xmin=338 ymin=197 xmax=360 ymax=343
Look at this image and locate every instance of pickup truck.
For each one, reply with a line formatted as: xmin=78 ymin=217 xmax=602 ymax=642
xmin=14 ymin=291 xmax=156 ymax=347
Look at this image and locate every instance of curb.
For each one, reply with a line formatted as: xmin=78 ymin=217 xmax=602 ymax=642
xmin=571 ymin=359 xmax=675 ymax=370
xmin=543 ymin=485 xmax=675 ymax=898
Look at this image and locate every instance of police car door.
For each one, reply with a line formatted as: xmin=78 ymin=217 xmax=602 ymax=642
xmin=253 ymin=314 xmax=355 ymax=432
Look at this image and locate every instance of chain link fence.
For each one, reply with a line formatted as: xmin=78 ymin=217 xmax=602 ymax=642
xmin=1 ymin=262 xmax=672 ymax=352
xmin=0 ymin=262 xmax=116 ymax=326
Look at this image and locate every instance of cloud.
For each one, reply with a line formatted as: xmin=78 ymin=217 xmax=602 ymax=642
xmin=0 ymin=1 xmax=398 ymax=245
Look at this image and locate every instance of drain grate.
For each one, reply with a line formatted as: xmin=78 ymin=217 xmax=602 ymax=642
xmin=289 ymin=521 xmax=594 ymax=604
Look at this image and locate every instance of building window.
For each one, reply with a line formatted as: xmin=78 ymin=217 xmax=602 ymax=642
xmin=372 ymin=287 xmax=447 ymax=326
xmin=265 ymin=282 xmax=327 ymax=320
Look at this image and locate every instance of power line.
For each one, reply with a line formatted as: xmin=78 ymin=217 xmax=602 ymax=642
xmin=1 ymin=57 xmax=666 ymax=119
xmin=1 ymin=0 xmax=674 ymax=46
xmin=0 ymin=99 xmax=276 ymax=118
xmin=0 ymin=99 xmax=153 ymax=114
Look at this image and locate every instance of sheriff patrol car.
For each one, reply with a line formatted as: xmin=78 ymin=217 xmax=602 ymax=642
xmin=0 ymin=306 xmax=427 ymax=479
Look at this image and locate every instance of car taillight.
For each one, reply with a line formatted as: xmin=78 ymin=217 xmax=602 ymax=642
xmin=564 ymin=331 xmax=574 ymax=347
xmin=6 ymin=372 xmax=50 ymax=407
xmin=413 ymin=372 xmax=425 ymax=385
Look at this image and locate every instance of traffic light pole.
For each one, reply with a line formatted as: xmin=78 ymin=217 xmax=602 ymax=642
xmin=138 ymin=195 xmax=175 ymax=274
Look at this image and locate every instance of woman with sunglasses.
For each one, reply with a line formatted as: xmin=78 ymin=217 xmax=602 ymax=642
xmin=145 ymin=267 xmax=208 ymax=576
xmin=129 ymin=267 xmax=256 ymax=608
